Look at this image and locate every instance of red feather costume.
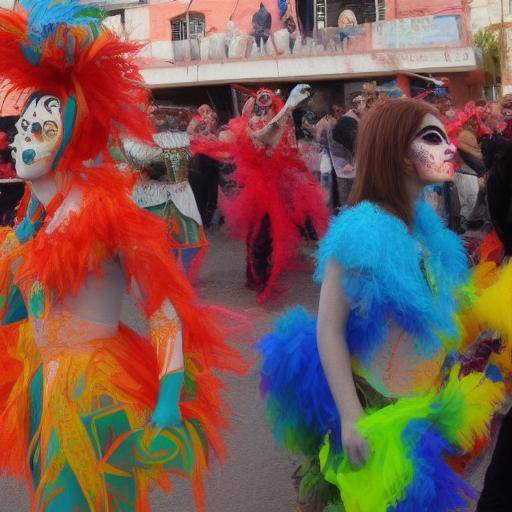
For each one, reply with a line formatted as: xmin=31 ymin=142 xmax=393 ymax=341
xmin=0 ymin=2 xmax=247 ymax=511
xmin=191 ymin=92 xmax=329 ymax=302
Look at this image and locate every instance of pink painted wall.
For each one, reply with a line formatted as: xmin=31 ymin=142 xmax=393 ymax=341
xmin=148 ymin=0 xmax=281 ymax=41
xmin=232 ymin=0 xmax=281 ymax=33
xmin=393 ymin=0 xmax=464 ymax=18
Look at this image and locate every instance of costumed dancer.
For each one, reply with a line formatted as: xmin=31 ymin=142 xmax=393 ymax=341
xmin=124 ymin=131 xmax=208 ymax=281
xmin=0 ymin=1 xmax=246 ymax=510
xmin=257 ymin=99 xmax=511 ymax=511
xmin=191 ymin=85 xmax=329 ymax=302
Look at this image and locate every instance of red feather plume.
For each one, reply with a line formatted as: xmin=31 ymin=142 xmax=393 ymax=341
xmin=0 ymin=6 xmax=154 ymax=173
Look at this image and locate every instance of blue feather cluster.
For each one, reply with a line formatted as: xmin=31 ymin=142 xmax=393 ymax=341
xmin=19 ymin=0 xmax=102 ymax=64
xmin=258 ymin=306 xmax=340 ymax=455
xmin=21 ymin=0 xmax=101 ymax=32
xmin=314 ymin=200 xmax=469 ymax=364
xmin=392 ymin=420 xmax=476 ymax=511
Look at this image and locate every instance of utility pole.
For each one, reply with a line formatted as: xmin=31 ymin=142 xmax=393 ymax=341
xmin=500 ymin=0 xmax=506 ymax=97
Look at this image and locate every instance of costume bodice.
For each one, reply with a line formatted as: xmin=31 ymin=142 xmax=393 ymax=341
xmin=20 ymin=257 xmax=124 ymax=354
xmin=315 ymin=199 xmax=469 ymax=398
xmin=0 ymin=190 xmax=127 ymax=354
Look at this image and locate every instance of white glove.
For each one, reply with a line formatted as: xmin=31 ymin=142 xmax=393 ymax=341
xmin=285 ymin=84 xmax=311 ymax=110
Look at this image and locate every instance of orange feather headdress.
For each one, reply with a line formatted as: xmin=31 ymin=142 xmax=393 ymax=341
xmin=0 ymin=0 xmax=154 ymax=173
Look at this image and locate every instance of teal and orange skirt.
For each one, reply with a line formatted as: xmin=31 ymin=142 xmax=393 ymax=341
xmin=0 ymin=322 xmax=207 ymax=511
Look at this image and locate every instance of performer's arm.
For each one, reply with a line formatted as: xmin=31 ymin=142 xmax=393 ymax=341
xmin=125 ymin=267 xmax=185 ymax=429
xmin=317 ymin=259 xmax=369 ymax=467
xmin=149 ymin=298 xmax=185 ymax=429
xmin=251 ymin=84 xmax=311 ymax=148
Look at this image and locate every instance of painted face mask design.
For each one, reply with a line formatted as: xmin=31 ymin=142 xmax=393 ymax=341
xmin=408 ymin=114 xmax=456 ymax=184
xmin=11 ymin=95 xmax=63 ymax=180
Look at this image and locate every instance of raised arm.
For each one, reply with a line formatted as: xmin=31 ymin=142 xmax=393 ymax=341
xmin=317 ymin=259 xmax=369 ymax=467
xmin=251 ymin=84 xmax=311 ymax=148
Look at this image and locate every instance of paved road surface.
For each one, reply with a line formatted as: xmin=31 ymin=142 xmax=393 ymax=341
xmin=0 ymin=230 xmax=492 ymax=511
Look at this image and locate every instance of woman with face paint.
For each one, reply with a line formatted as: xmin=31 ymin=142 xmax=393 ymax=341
xmin=0 ymin=1 xmax=247 ymax=511
xmin=258 ymin=99 xmax=509 ymax=511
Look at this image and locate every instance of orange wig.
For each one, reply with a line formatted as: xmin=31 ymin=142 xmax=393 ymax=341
xmin=0 ymin=0 xmax=154 ymax=173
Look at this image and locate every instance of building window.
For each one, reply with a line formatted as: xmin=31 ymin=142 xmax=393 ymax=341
xmin=316 ymin=0 xmax=327 ymax=29
xmin=103 ymin=9 xmax=125 ymax=35
xmin=171 ymin=13 xmax=205 ymax=41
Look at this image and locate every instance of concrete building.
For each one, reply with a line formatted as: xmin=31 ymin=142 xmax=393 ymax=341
xmin=469 ymin=0 xmax=512 ymax=95
xmin=92 ymin=0 xmax=482 ymax=106
xmin=0 ymin=0 xmax=487 ymax=115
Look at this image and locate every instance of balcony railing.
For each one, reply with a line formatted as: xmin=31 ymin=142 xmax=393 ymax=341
xmin=149 ymin=14 xmax=469 ymax=64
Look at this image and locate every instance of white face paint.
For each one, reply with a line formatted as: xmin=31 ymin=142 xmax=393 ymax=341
xmin=408 ymin=113 xmax=456 ymax=184
xmin=11 ymin=95 xmax=63 ymax=180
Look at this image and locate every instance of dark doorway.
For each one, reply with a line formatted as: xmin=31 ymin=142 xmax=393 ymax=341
xmin=296 ymin=0 xmax=315 ymax=36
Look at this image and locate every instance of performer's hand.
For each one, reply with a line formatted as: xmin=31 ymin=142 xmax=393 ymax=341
xmin=341 ymin=417 xmax=370 ymax=468
xmin=151 ymin=401 xmax=183 ymax=430
xmin=151 ymin=371 xmax=184 ymax=429
xmin=285 ymin=84 xmax=311 ymax=110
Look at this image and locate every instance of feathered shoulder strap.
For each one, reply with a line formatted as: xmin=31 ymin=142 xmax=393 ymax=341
xmin=314 ymin=201 xmax=410 ymax=283
xmin=314 ymin=199 xmax=468 ymax=287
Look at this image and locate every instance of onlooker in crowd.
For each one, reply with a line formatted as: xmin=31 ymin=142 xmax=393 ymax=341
xmin=252 ymin=3 xmax=272 ymax=54
xmin=315 ymin=105 xmax=343 ymax=202
xmin=187 ymin=104 xmax=222 ymax=228
xmin=297 ymin=105 xmax=344 ymax=206
xmin=329 ymin=94 xmax=368 ymax=209
xmin=330 ymin=116 xmax=357 ymax=208
xmin=435 ymin=93 xmax=456 ymax=122
xmin=337 ymin=9 xmax=362 ymax=50
xmin=331 ymin=104 xmax=344 ymax=119
xmin=295 ymin=109 xmax=323 ymax=186
xmin=279 ymin=0 xmax=298 ymax=53
xmin=482 ymin=101 xmax=505 ymax=135
xmin=455 ymin=117 xmax=487 ymax=231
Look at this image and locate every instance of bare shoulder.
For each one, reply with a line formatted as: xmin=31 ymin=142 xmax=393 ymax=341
xmin=45 ymin=186 xmax=84 ymax=234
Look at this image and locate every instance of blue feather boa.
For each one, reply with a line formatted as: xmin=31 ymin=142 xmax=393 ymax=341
xmin=315 ymin=200 xmax=469 ymax=362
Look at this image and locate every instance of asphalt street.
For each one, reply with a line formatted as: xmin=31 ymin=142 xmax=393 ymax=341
xmin=0 ymin=230 xmax=493 ymax=511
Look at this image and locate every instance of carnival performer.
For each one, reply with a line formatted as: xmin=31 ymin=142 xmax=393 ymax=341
xmin=124 ymin=131 xmax=208 ymax=281
xmin=0 ymin=1 xmax=246 ymax=510
xmin=258 ymin=99 xmax=511 ymax=511
xmin=191 ymin=85 xmax=329 ymax=303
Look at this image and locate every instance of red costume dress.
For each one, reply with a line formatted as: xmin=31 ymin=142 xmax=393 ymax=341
xmin=0 ymin=2 xmax=247 ymax=510
xmin=192 ymin=94 xmax=329 ymax=302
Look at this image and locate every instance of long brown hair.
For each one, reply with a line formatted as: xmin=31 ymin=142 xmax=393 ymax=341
xmin=348 ymin=98 xmax=441 ymax=225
